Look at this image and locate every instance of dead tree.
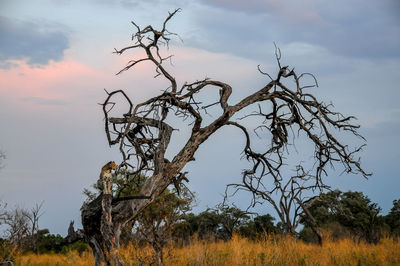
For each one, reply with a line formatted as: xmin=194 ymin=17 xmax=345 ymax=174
xmin=80 ymin=9 xmax=369 ymax=265
xmin=228 ymin=165 xmax=327 ymax=244
xmin=0 ymin=201 xmax=6 ymax=225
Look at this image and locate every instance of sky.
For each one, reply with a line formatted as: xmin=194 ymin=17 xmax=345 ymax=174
xmin=0 ymin=0 xmax=399 ymax=236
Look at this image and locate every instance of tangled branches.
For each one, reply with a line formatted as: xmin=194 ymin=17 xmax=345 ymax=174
xmin=90 ymin=9 xmax=370 ymax=263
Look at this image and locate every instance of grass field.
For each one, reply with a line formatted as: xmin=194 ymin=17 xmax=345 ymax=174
xmin=13 ymin=235 xmax=400 ymax=265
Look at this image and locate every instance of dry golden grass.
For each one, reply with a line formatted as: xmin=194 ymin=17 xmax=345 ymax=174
xmin=14 ymin=235 xmax=400 ymax=265
xmin=15 ymin=251 xmax=94 ymax=266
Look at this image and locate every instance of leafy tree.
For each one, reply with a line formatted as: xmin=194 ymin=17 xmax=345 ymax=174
xmin=239 ymin=214 xmax=279 ymax=239
xmin=302 ymin=190 xmax=385 ymax=243
xmin=26 ymin=229 xmax=89 ymax=255
xmin=133 ymin=187 xmax=193 ymax=265
xmin=36 ymin=231 xmax=63 ymax=253
xmin=217 ymin=206 xmax=250 ymax=240
xmin=339 ymin=191 xmax=383 ymax=242
xmin=385 ymin=199 xmax=400 ymax=237
xmin=181 ymin=210 xmax=221 ymax=240
xmin=178 ymin=206 xmax=251 ymax=241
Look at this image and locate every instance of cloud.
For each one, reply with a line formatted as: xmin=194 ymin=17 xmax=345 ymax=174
xmin=312 ymin=0 xmax=400 ymax=59
xmin=20 ymin=97 xmax=69 ymax=106
xmin=200 ymin=0 xmax=321 ymax=23
xmin=84 ymin=0 xmax=188 ymax=10
xmin=0 ymin=16 xmax=69 ymax=68
xmin=189 ymin=0 xmax=400 ymax=61
xmin=0 ymin=59 xmax=100 ymax=106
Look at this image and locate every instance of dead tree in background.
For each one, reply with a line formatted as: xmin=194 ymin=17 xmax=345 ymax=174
xmin=228 ymin=165 xmax=327 ymax=245
xmin=2 ymin=202 xmax=44 ymax=251
xmin=80 ymin=9 xmax=369 ymax=265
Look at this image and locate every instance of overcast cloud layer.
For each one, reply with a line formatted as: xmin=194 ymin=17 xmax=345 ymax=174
xmin=0 ymin=0 xmax=399 ymax=235
xmin=0 ymin=16 xmax=69 ymax=68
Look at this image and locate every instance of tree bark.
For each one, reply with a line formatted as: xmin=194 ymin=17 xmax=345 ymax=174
xmin=153 ymin=244 xmax=164 ymax=266
xmin=299 ymin=201 xmax=323 ymax=246
xmin=101 ymin=194 xmax=124 ymax=265
xmin=82 ymin=194 xmax=124 ymax=266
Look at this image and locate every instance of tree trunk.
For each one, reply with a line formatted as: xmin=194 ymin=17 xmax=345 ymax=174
xmin=153 ymin=244 xmax=164 ymax=266
xmin=101 ymin=194 xmax=124 ymax=265
xmin=300 ymin=205 xmax=323 ymax=246
xmin=82 ymin=194 xmax=124 ymax=266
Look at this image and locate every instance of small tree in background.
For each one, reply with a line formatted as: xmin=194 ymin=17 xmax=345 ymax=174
xmin=228 ymin=165 xmax=327 ymax=244
xmin=0 ymin=202 xmax=44 ymax=254
xmin=187 ymin=210 xmax=221 ymax=240
xmin=301 ymin=190 xmax=385 ymax=243
xmin=239 ymin=214 xmax=279 ymax=239
xmin=216 ymin=205 xmax=250 ymax=240
xmin=134 ymin=188 xmax=193 ymax=265
xmin=386 ymin=199 xmax=400 ymax=237
xmin=0 ymin=201 xmax=6 ymax=226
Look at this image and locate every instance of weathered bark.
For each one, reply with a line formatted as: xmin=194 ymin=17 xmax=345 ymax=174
xmin=81 ymin=194 xmax=123 ymax=265
xmin=81 ymin=192 xmax=155 ymax=265
xmin=81 ymin=195 xmax=105 ymax=265
xmin=154 ymin=244 xmax=164 ymax=266
xmin=100 ymin=194 xmax=123 ymax=265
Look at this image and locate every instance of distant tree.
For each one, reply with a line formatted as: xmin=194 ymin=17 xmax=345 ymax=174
xmin=180 ymin=210 xmax=221 ymax=240
xmin=0 ymin=201 xmax=16 ymax=265
xmin=338 ymin=191 xmax=383 ymax=243
xmin=134 ymin=187 xmax=192 ymax=265
xmin=79 ymin=9 xmax=369 ymax=265
xmin=178 ymin=209 xmax=229 ymax=241
xmin=0 ymin=201 xmax=6 ymax=225
xmin=35 ymin=230 xmax=62 ymax=253
xmin=25 ymin=202 xmax=44 ymax=252
xmin=2 ymin=202 xmax=44 ymax=251
xmin=216 ymin=205 xmax=250 ymax=240
xmin=228 ymin=165 xmax=326 ymax=244
xmin=239 ymin=214 xmax=278 ymax=239
xmin=386 ymin=199 xmax=400 ymax=237
xmin=302 ymin=190 xmax=384 ymax=243
xmin=3 ymin=207 xmax=30 ymax=249
xmin=178 ymin=206 xmax=253 ymax=241
xmin=253 ymin=214 xmax=277 ymax=234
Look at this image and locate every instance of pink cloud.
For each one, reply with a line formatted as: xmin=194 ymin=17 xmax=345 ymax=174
xmin=0 ymin=60 xmax=101 ymax=102
xmin=0 ymin=45 xmax=269 ymax=117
